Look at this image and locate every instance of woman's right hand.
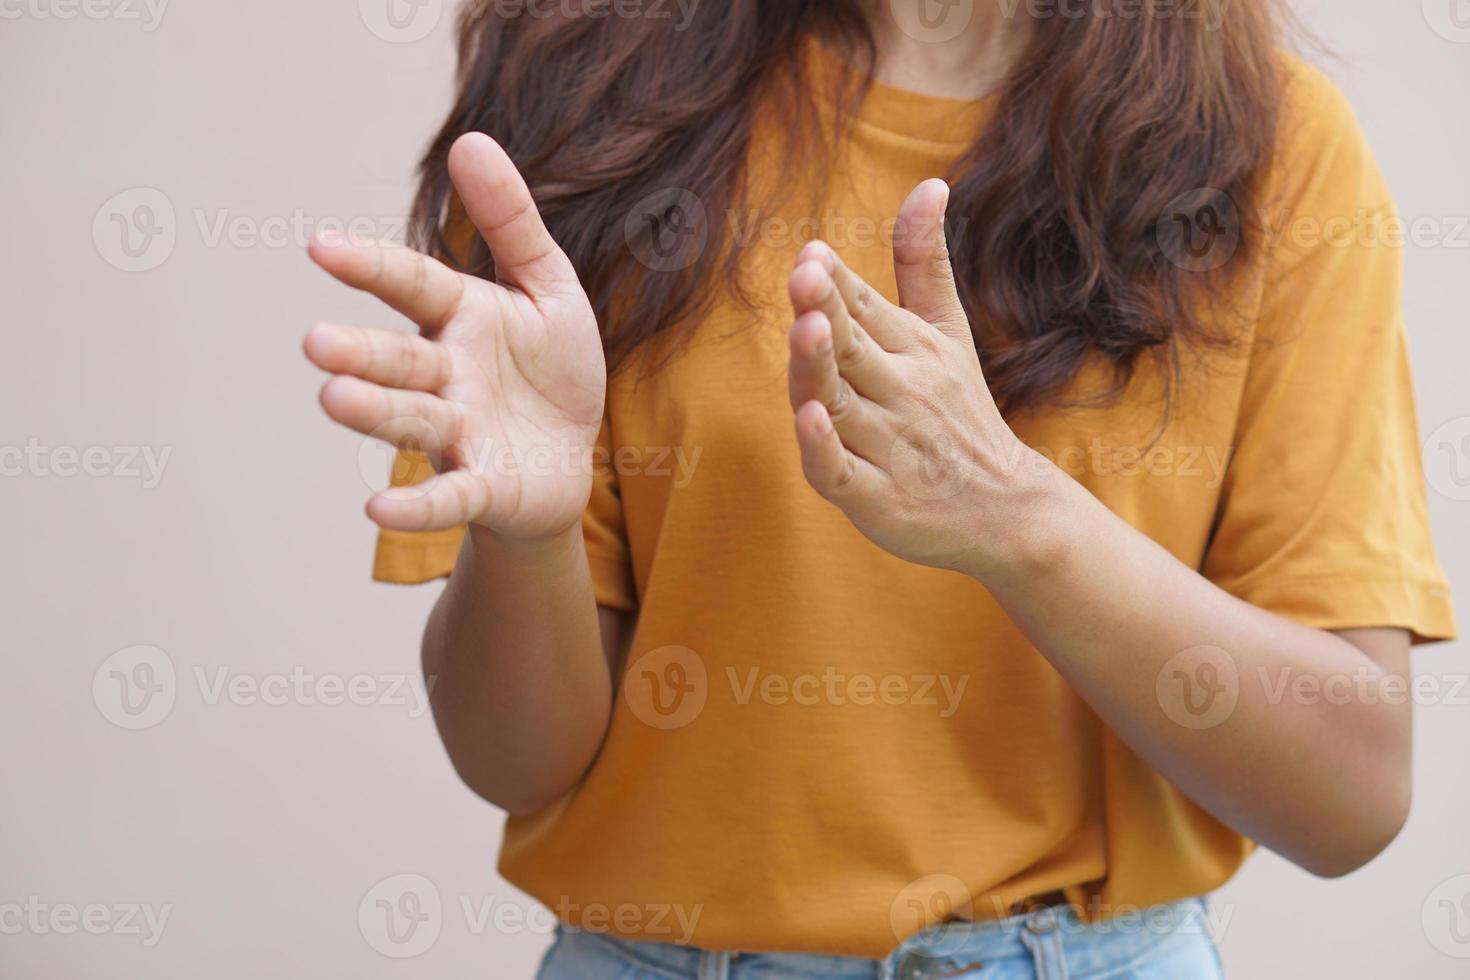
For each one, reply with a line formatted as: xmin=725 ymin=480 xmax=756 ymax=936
xmin=304 ymin=133 xmax=606 ymax=541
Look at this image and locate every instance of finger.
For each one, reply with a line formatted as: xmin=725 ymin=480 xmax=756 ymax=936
xmin=794 ymin=400 xmax=890 ymax=505
xmin=304 ymin=322 xmax=452 ymax=392
xmin=797 ymin=242 xmax=911 ymax=352
xmin=368 ymin=469 xmax=492 ymax=533
xmin=318 ymin=374 xmax=461 ymax=455
xmin=893 ymin=178 xmax=971 ymax=340
xmin=447 ymin=132 xmax=579 ymax=299
xmin=308 ymin=237 xmax=465 ymax=333
xmin=788 ymin=257 xmax=902 ymax=399
xmin=788 ymin=311 xmax=892 ymax=462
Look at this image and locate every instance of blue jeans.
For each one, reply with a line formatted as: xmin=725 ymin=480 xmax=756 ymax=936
xmin=536 ymin=898 xmax=1224 ymax=979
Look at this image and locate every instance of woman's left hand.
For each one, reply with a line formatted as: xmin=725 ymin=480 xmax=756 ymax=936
xmin=786 ymin=178 xmax=1064 ymax=580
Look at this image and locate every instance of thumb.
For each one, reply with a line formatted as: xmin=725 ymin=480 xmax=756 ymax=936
xmin=893 ymin=178 xmax=970 ymax=340
xmin=447 ymin=132 xmax=579 ymax=298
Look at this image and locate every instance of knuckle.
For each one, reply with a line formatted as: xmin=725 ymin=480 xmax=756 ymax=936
xmin=449 ymin=477 xmax=472 ymax=519
xmin=431 ymin=346 xmax=452 ymax=388
xmin=912 ymin=328 xmax=943 ymax=357
xmin=418 ymin=487 xmax=439 ymax=532
xmin=399 ymin=337 xmax=422 ymax=383
xmin=449 ymin=272 xmax=467 ymax=313
xmin=836 ymin=328 xmax=868 ymax=371
xmin=406 ymin=252 xmax=431 ymax=303
xmin=833 ymin=452 xmax=858 ymax=492
xmin=804 ymin=450 xmax=854 ymax=499
xmin=355 ymin=329 xmax=379 ymax=377
xmin=911 ymin=381 xmax=948 ymax=420
xmin=825 ymin=381 xmax=854 ymax=421
xmin=492 ymin=198 xmax=536 ymax=235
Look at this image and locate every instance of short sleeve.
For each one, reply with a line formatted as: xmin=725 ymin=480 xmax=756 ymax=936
xmin=1200 ymin=63 xmax=1457 ymax=644
xmin=371 ymin=420 xmax=640 ymax=613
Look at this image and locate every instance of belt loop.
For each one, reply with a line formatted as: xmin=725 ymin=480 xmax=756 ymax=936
xmin=697 ymin=949 xmax=732 ymax=980
xmin=1018 ymin=908 xmax=1070 ymax=980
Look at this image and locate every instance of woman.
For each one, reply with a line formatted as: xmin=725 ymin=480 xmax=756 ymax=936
xmin=303 ymin=2 xmax=1455 ymax=977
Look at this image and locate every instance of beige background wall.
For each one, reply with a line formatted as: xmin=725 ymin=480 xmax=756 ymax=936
xmin=3 ymin=1 xmax=1467 ymax=976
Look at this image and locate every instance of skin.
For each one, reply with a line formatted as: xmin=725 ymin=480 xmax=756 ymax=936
xmin=863 ymin=0 xmax=1030 ymax=98
xmin=304 ymin=7 xmax=1414 ymax=870
xmin=307 ymin=134 xmax=620 ymax=815
xmin=785 ymin=179 xmax=1413 ymax=878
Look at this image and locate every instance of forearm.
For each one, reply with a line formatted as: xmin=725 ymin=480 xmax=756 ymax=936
xmin=423 ymin=523 xmax=612 ymax=815
xmin=977 ymin=463 xmax=1413 ymax=877
xmin=780 ymin=185 xmax=1424 ymax=879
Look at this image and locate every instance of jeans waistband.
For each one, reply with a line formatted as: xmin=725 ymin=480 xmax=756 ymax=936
xmin=555 ymin=897 xmax=1214 ymax=980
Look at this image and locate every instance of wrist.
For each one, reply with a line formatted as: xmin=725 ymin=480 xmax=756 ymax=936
xmin=962 ymin=445 xmax=1085 ymax=590
xmin=467 ymin=519 xmax=584 ymax=566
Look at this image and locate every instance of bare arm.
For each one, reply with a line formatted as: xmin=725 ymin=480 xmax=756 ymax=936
xmin=423 ymin=527 xmax=629 ymax=814
xmin=306 ymin=133 xmax=628 ymax=815
xmin=983 ymin=485 xmax=1412 ymax=877
xmin=785 ymin=179 xmax=1416 ymax=878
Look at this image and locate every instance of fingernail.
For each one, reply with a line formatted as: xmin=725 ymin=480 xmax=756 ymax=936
xmin=800 ymin=241 xmax=834 ymax=272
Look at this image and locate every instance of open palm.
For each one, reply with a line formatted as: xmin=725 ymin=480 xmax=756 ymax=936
xmin=305 ymin=134 xmax=605 ymax=539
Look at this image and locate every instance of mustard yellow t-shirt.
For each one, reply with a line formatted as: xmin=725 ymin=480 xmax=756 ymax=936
xmin=373 ymin=51 xmax=1456 ymax=957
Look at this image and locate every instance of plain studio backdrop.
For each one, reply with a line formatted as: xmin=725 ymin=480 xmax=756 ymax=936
xmin=3 ymin=1 xmax=1467 ymax=977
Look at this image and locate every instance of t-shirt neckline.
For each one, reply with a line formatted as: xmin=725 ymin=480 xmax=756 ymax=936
xmin=806 ymin=37 xmax=997 ymax=149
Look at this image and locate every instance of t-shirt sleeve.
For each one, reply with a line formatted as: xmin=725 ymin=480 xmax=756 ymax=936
xmin=1200 ymin=63 xmax=1457 ymax=644
xmin=371 ymin=419 xmax=640 ymax=613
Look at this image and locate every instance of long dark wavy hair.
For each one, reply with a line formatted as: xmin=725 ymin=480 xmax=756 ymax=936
xmin=411 ymin=1 xmax=1287 ymax=414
